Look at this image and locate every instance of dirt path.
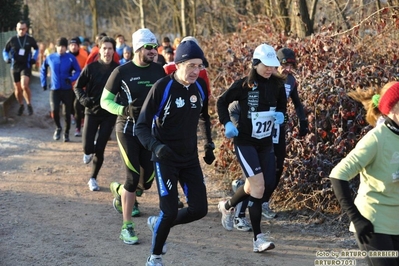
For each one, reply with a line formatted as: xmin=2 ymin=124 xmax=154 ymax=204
xmin=0 ymin=73 xmax=366 ymax=266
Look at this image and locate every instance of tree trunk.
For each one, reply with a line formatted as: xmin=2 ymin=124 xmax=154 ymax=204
xmin=181 ymin=0 xmax=186 ymax=36
xmin=294 ymin=0 xmax=314 ymax=37
xmin=133 ymin=0 xmax=145 ymax=28
xmin=277 ymin=0 xmax=290 ymax=35
xmin=191 ymin=0 xmax=197 ymax=36
xmin=89 ymin=0 xmax=98 ymax=39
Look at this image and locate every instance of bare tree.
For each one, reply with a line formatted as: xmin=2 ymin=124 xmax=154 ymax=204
xmin=133 ymin=0 xmax=145 ymax=28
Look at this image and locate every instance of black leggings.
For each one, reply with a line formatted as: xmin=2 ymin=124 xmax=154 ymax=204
xmin=73 ymin=97 xmax=84 ymax=130
xmin=82 ymin=114 xmax=116 ymax=179
xmin=151 ymin=161 xmax=208 ymax=255
xmin=49 ymin=89 xmax=73 ymax=133
xmin=116 ymin=131 xmax=154 ymax=193
xmin=355 ymin=233 xmax=399 ymax=266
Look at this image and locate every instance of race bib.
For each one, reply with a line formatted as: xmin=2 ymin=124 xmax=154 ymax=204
xmin=18 ymin=49 xmax=25 ymax=56
xmin=251 ymin=111 xmax=275 ymax=139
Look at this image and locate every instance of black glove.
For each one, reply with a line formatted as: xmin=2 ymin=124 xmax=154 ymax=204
xmin=30 ymin=59 xmax=36 ymax=65
xmin=153 ymin=143 xmax=174 ymax=160
xmin=352 ymin=214 xmax=374 ymax=244
xmin=42 ymin=86 xmax=47 ymax=91
xmin=6 ymin=58 xmax=11 ymax=64
xmin=203 ymin=142 xmax=215 ymax=165
xmin=65 ymin=79 xmax=71 ymax=86
xmin=82 ymin=97 xmax=94 ymax=108
xmin=299 ymin=120 xmax=309 ymax=136
xmin=123 ymin=102 xmax=141 ymax=118
xmin=330 ymin=178 xmax=374 ymax=244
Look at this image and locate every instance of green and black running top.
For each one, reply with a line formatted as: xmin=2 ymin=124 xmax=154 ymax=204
xmin=100 ymin=61 xmax=166 ymax=135
xmin=135 ymin=74 xmax=212 ymax=165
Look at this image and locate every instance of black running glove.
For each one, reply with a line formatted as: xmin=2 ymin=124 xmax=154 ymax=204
xmin=30 ymin=59 xmax=36 ymax=65
xmin=123 ymin=100 xmax=141 ymax=119
xmin=82 ymin=97 xmax=94 ymax=108
xmin=150 ymin=141 xmax=174 ymax=160
xmin=6 ymin=58 xmax=11 ymax=64
xmin=203 ymin=142 xmax=215 ymax=165
xmin=42 ymin=86 xmax=47 ymax=91
xmin=65 ymin=78 xmax=71 ymax=86
xmin=330 ymin=178 xmax=374 ymax=244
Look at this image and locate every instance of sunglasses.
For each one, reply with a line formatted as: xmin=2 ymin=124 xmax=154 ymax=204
xmin=142 ymin=44 xmax=158 ymax=51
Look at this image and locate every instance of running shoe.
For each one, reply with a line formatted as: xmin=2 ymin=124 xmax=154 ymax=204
xmin=53 ymin=128 xmax=62 ymax=140
xmin=120 ymin=222 xmax=139 ymax=244
xmin=147 ymin=216 xmax=167 ymax=254
xmin=233 ymin=217 xmax=252 ymax=232
xmin=83 ymin=153 xmax=93 ymax=164
xmin=112 ymin=198 xmax=123 ymax=214
xmin=27 ymin=104 xmax=33 ymax=115
xmin=63 ymin=133 xmax=70 ymax=142
xmin=110 ymin=181 xmax=122 ymax=201
xmin=88 ymin=177 xmax=100 ymax=191
xmin=253 ymin=232 xmax=275 ymax=253
xmin=218 ymin=200 xmax=235 ymax=231
xmin=262 ymin=202 xmax=276 ymax=219
xmin=132 ymin=200 xmax=140 ymax=217
xmin=136 ymin=187 xmax=143 ymax=197
xmin=17 ymin=104 xmax=24 ymax=116
xmin=146 ymin=256 xmax=164 ymax=266
xmin=74 ymin=128 xmax=81 ymax=137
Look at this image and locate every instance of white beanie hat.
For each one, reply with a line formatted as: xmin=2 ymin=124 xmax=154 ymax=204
xmin=181 ymin=36 xmax=200 ymax=47
xmin=253 ymin=44 xmax=280 ymax=67
xmin=132 ymin=28 xmax=157 ymax=52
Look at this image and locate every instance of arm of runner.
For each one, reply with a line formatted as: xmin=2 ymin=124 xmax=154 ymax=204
xmin=100 ymin=89 xmax=124 ymax=116
xmin=40 ymin=58 xmax=48 ymax=88
xmin=69 ymin=57 xmax=81 ymax=83
xmin=2 ymin=48 xmax=10 ymax=62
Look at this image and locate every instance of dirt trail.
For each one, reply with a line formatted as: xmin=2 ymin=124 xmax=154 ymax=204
xmin=0 ymin=73 xmax=366 ymax=266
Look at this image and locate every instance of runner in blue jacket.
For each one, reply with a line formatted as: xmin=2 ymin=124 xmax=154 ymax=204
xmin=40 ymin=37 xmax=81 ymax=142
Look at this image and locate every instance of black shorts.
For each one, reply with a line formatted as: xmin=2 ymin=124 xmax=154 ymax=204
xmin=11 ymin=65 xmax=31 ymax=83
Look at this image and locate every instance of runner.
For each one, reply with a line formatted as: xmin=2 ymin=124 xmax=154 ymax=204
xmin=40 ymin=37 xmax=81 ymax=142
xmin=216 ymin=43 xmax=286 ymax=252
xmin=73 ymin=36 xmax=119 ymax=191
xmin=135 ymin=40 xmax=215 ymax=266
xmin=2 ymin=20 xmax=38 ymax=116
xmin=100 ymin=28 xmax=165 ymax=244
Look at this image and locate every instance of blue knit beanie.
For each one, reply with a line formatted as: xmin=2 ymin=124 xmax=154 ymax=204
xmin=174 ymin=40 xmax=204 ymax=64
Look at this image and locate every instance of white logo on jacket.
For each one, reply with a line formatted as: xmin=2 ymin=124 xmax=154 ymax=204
xmin=175 ymin=97 xmax=185 ymax=108
xmin=390 ymin=151 xmax=399 ymax=164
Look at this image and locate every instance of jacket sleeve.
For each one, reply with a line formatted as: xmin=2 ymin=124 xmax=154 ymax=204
xmin=70 ymin=56 xmax=81 ymax=82
xmin=217 ymin=79 xmax=243 ymax=126
xmin=40 ymin=58 xmax=48 ymax=87
xmin=290 ymin=82 xmax=306 ymax=121
xmin=73 ymin=66 xmax=90 ymax=105
xmin=198 ymin=78 xmax=213 ymax=144
xmin=275 ymin=79 xmax=287 ymax=114
xmin=100 ymin=89 xmax=124 ymax=116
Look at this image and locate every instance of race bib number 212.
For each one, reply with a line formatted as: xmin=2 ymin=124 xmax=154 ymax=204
xmin=251 ymin=111 xmax=274 ymax=139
